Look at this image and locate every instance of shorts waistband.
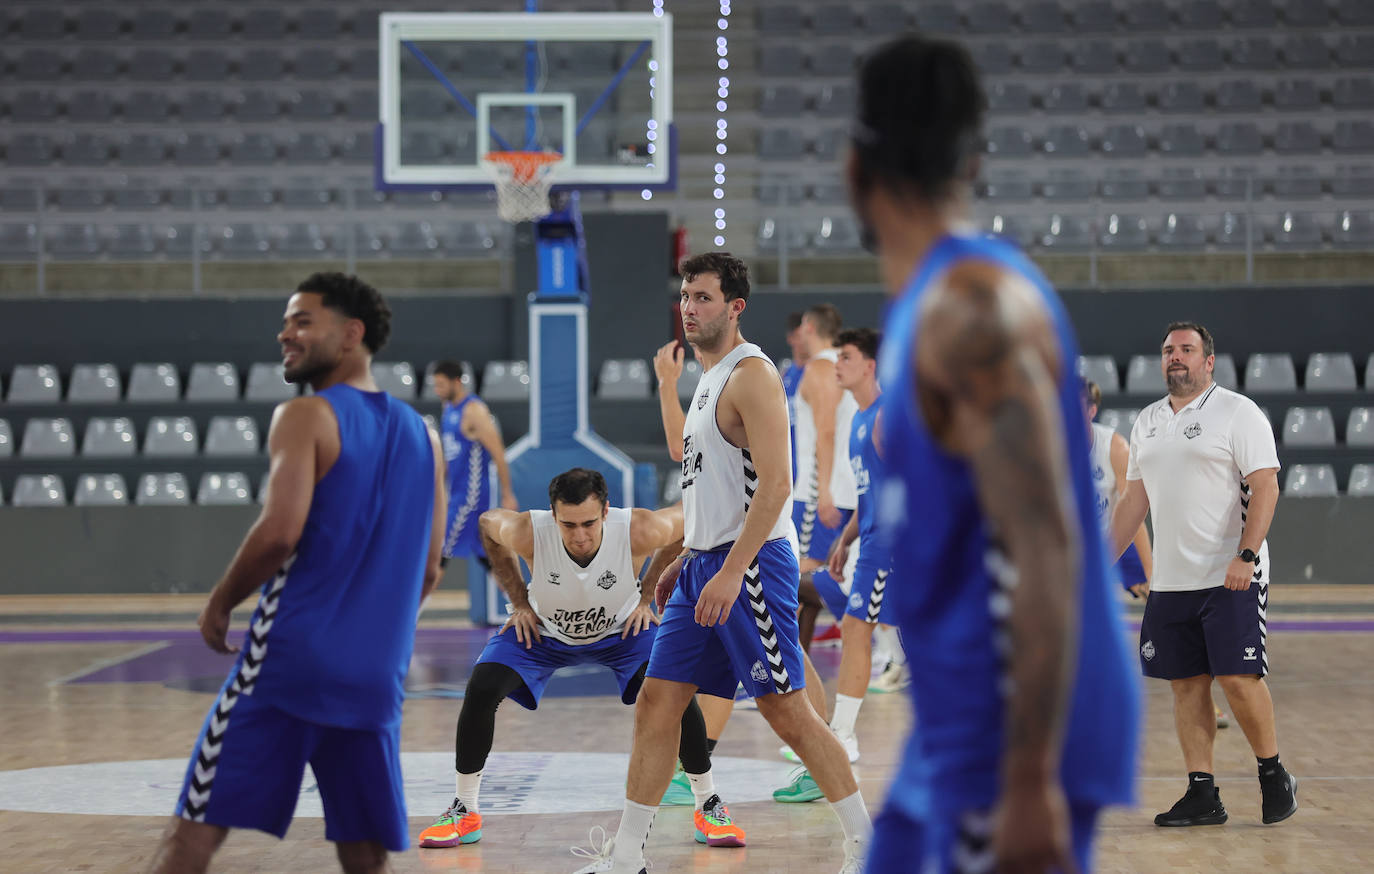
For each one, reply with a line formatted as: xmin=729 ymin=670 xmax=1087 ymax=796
xmin=687 ymin=537 xmax=789 ymax=559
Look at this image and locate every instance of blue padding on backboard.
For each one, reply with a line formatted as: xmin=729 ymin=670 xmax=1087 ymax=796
xmin=577 ymin=40 xmax=651 ymax=136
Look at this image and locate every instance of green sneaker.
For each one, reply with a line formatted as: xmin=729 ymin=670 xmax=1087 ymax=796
xmin=660 ymin=765 xmax=695 ymax=806
xmin=772 ymin=768 xmax=824 ymax=804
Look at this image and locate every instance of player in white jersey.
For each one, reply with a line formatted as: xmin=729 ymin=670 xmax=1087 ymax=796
xmin=573 ymin=253 xmax=870 ymax=874
xmin=420 ymin=468 xmax=745 ymax=851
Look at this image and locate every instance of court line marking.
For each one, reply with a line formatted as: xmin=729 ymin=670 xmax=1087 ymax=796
xmin=46 ymin=641 xmax=172 ymax=687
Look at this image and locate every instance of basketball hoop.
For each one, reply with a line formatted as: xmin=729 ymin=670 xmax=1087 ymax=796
xmin=481 ymin=150 xmax=563 ymax=223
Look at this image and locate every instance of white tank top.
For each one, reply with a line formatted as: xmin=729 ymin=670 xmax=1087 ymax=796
xmin=526 ymin=506 xmax=640 ymax=645
xmin=792 ymin=348 xmax=859 ymax=509
xmin=681 ymin=342 xmax=795 ymax=550
xmin=1089 ymin=422 xmax=1117 ymax=535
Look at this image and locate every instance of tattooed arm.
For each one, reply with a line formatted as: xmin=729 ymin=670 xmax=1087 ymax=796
xmin=915 ymin=260 xmax=1080 ymax=874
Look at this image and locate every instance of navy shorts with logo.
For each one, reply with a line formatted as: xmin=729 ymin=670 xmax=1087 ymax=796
xmin=1139 ymin=580 xmax=1268 ymax=679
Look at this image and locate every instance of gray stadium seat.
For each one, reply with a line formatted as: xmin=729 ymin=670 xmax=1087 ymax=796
xmin=1095 ymin=409 xmax=1125 ymax=435
xmin=9 ymin=364 xmax=62 ymax=403
xmin=1042 ymin=83 xmax=1090 ymax=115
xmin=10 ymin=90 xmax=59 ymax=123
xmin=1215 ymin=211 xmax=1253 ymax=248
xmin=987 ymin=215 xmax=1031 ymax=248
xmin=214 ymin=224 xmax=271 ymax=258
xmin=1071 ymin=43 xmax=1116 ymax=75
xmin=230 ymin=133 xmax=279 ymax=165
xmin=759 ymin=46 xmax=805 ymax=77
xmin=16 ymin=48 xmax=65 ymax=81
xmin=128 ymin=50 xmax=176 ymax=82
xmin=1179 ymin=0 xmax=1224 ymax=28
xmin=129 ymin=8 xmax=175 ymax=40
xmin=811 ymin=45 xmax=856 ymax=78
xmin=22 ymin=418 xmax=76 ymax=458
xmin=0 ymin=420 xmax=11 ymax=457
xmin=1020 ymin=42 xmax=1067 ymax=75
xmin=678 ymin=359 xmax=703 ymax=402
xmin=759 ymin=87 xmax=805 ymax=118
xmin=18 ymin=9 xmax=67 ymax=40
xmin=1101 ymin=125 xmax=1148 ymax=159
xmin=966 ymin=2 xmax=1014 ymax=33
xmin=240 ymin=49 xmax=286 ymax=83
xmin=245 ymin=363 xmax=298 ymax=402
xmin=0 ymin=187 xmax=40 ymax=213
xmin=224 ymin=179 xmax=275 ymax=211
xmin=1274 ymin=79 xmax=1321 ymax=111
xmin=1271 ymin=212 xmax=1326 ymax=249
xmin=1231 ymin=0 xmax=1277 ymax=27
xmin=756 ymin=179 xmax=807 ymax=206
xmin=371 ymin=362 xmax=417 ymax=399
xmin=1125 ymin=355 xmax=1161 ymax=394
xmin=205 ymin=417 xmax=258 ymax=457
xmin=12 ymin=475 xmax=67 ymax=507
xmin=757 ymin=128 xmax=806 ymax=162
xmin=1282 ymin=407 xmax=1336 ymax=446
xmin=757 ymin=5 xmax=804 ymax=33
xmin=68 ymin=364 xmax=121 ymax=403
xmin=1335 ymin=210 xmax=1374 ymax=249
xmin=296 ymin=49 xmax=341 ymax=80
xmin=1073 ymin=2 xmax=1118 ymax=31
xmin=0 ymin=224 xmax=39 ymax=260
xmin=987 ymin=82 xmax=1033 ymax=114
xmin=1123 ymin=1 xmax=1170 ymax=30
xmin=1347 ymin=409 xmax=1374 ymax=447
xmin=1100 ymin=214 xmax=1151 ymax=250
xmin=598 ymin=359 xmax=651 ymax=400
xmin=124 ymin=90 xmax=175 ymax=125
xmin=136 ymin=473 xmax=191 ymax=506
xmin=1158 ymin=125 xmax=1207 ymax=158
xmin=1022 ymin=2 xmax=1068 ymax=32
xmin=120 ymin=133 xmax=170 ymax=167
xmin=74 ymin=474 xmax=129 ymax=507
xmin=756 ymin=217 xmax=814 ymax=253
xmin=144 ymin=416 xmax=198 ymax=457
xmin=1158 ymin=81 xmax=1206 ymax=115
xmin=1101 ymin=82 xmax=1147 ymax=115
xmin=1177 ymin=39 xmax=1225 ymax=73
xmin=48 ymin=225 xmax=102 ymax=260
xmin=7 ymin=134 xmax=58 ymax=167
xmin=235 ymin=91 xmax=281 ymax=123
xmin=1101 ymin=169 xmax=1149 ymax=201
xmin=128 ymin=364 xmax=182 ymax=402
xmin=1272 ymin=166 xmax=1323 ymax=199
xmin=181 ymin=90 xmax=229 ymax=124
xmin=1216 ymin=80 xmax=1262 ymax=114
xmin=291 ymin=90 xmax=338 ymax=122
xmin=1245 ymin=354 xmax=1298 ymax=392
xmin=1305 ymin=353 xmax=1358 ymax=392
xmin=813 ymin=216 xmax=862 ymax=252
xmin=1332 ymin=167 xmax=1374 ymax=199
xmin=481 ymin=361 xmax=531 ymax=402
xmin=1077 ymin=356 xmax=1121 ymax=395
xmin=64 ymin=133 xmax=112 ymax=167
xmin=198 ymin=472 xmax=254 ymax=506
xmin=186 ymin=9 xmax=232 ymax=40
xmin=1334 ymin=78 xmax=1374 ymax=110
xmin=389 ymin=223 xmax=440 ymax=256
xmin=912 ymin=3 xmax=961 ymax=33
xmin=240 ymin=7 xmax=287 ymax=38
xmin=1338 ymin=0 xmax=1374 ymax=25
xmin=108 ymin=225 xmax=158 ymax=259
xmin=1043 ymin=126 xmax=1092 ymax=158
xmin=1349 ymin=464 xmax=1374 ymax=496
xmin=1157 ymin=214 xmax=1209 ymax=249
xmin=862 ymin=4 xmax=909 ymax=33
xmin=1275 ymin=122 xmax=1323 ymax=155
xmin=1037 ymin=215 xmax=1096 ymax=250
xmin=279 ymin=224 xmax=333 ymax=258
xmin=1215 ymin=167 xmax=1260 ymax=199
xmin=82 ymin=417 xmax=137 ymax=458
xmin=1284 ymin=464 xmax=1338 ymax=497
xmin=187 ymin=363 xmax=241 ymax=401
xmin=1285 ymin=3 xmax=1330 ymax=27
xmin=1213 ymin=354 xmax=1239 ymax=390
xmin=1230 ymin=37 xmax=1279 ymax=71
xmin=971 ymin=44 xmax=1014 ymax=76
xmin=53 ymin=180 xmax=104 ymax=212
xmin=1215 ymin=123 xmax=1264 ymax=157
xmin=986 ymin=127 xmax=1034 ymax=158
xmin=298 ymin=8 xmax=342 ymax=39
xmin=983 ymin=171 xmax=1034 ymax=202
xmin=1334 ymin=121 xmax=1374 ymax=154
xmin=1123 ymin=40 xmax=1171 ymax=75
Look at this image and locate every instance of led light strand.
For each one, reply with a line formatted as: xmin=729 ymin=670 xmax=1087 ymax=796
xmin=713 ymin=1 xmax=730 ymax=246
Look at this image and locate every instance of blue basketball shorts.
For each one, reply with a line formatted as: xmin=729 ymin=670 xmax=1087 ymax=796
xmin=473 ymin=623 xmax=657 ymax=710
xmin=791 ymin=500 xmax=854 ymax=563
xmin=647 ymin=538 xmax=808 ymax=700
xmin=174 ymin=684 xmax=408 ymax=852
xmin=1138 ymin=579 xmax=1269 ymax=680
xmin=814 ymin=558 xmax=894 ymax=625
xmin=1116 ymin=543 xmax=1147 ymax=589
xmin=868 ymin=798 xmax=1101 ymax=873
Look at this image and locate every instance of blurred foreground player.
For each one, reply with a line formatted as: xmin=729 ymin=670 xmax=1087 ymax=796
xmin=850 ymin=36 xmax=1140 ymax=873
xmin=150 ymin=273 xmax=446 ymax=874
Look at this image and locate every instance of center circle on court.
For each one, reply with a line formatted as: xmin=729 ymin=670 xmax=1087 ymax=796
xmin=0 ymin=752 xmax=796 ymax=817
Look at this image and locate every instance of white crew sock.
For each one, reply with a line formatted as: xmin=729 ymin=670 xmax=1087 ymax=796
xmin=830 ymin=693 xmax=864 ymax=739
xmin=687 ymin=769 xmax=716 ymax=810
xmin=611 ymin=798 xmax=657 ymax=868
xmin=830 ymin=790 xmax=873 ymax=847
xmin=456 ymin=770 xmax=482 ymax=813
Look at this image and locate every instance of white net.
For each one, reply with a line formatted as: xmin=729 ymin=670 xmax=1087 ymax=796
xmin=481 ymin=151 xmax=562 ymax=223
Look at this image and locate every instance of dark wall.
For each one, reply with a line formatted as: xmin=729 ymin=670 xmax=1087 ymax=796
xmin=0 ymin=496 xmax=1357 ymax=594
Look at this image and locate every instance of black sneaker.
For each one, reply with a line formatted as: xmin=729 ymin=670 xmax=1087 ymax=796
xmin=1154 ymin=783 xmax=1229 ymax=827
xmin=1260 ymin=771 xmax=1298 ymax=824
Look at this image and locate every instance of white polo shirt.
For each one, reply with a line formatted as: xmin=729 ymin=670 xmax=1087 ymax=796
xmin=1127 ymin=382 xmax=1280 ymax=592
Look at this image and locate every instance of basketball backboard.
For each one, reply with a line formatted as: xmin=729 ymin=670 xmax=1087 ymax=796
xmin=377 ymin=12 xmax=674 ymax=191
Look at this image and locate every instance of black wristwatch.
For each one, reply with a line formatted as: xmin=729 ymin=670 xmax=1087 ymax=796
xmin=1237 ymin=548 xmax=1260 ymax=564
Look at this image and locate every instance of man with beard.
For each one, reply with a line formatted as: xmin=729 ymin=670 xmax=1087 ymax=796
xmin=571 ymin=252 xmax=870 ymax=874
xmin=431 ymin=360 xmax=518 ymax=567
xmin=151 ymin=273 xmax=447 ymax=873
xmin=1109 ymin=322 xmax=1297 ymax=828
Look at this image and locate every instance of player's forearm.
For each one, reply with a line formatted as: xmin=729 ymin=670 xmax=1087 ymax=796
xmin=1108 ymin=490 xmax=1148 ymax=562
xmin=480 ymin=529 xmax=532 ymax=610
xmin=492 ymin=453 xmax=515 ymax=496
xmin=658 ymin=392 xmax=686 ymax=461
xmin=209 ymin=519 xmax=298 ymax=612
xmin=1238 ymin=477 xmax=1279 ymax=553
xmin=839 ymin=513 xmax=860 ymax=548
xmin=642 ymin=536 xmax=685 ymax=589
xmin=814 ymin=436 xmax=835 ymax=496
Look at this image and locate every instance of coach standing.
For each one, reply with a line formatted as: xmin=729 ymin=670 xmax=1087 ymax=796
xmin=1110 ymin=321 xmax=1298 ymax=828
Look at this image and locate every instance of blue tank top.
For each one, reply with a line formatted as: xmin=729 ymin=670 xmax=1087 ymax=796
xmin=442 ymin=394 xmax=492 ymax=509
xmin=877 ymin=232 xmax=1140 ymax=813
xmin=782 ymin=361 xmax=804 ymax=471
xmin=849 ymin=398 xmax=889 ymax=559
xmin=247 ymin=384 xmax=435 ymax=730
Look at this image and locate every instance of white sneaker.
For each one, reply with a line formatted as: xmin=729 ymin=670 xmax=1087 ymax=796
xmin=867 ymin=662 xmax=911 ymax=694
xmin=569 ymin=827 xmax=647 ymax=874
xmin=780 ymin=734 xmax=860 ymax=764
xmin=837 ymin=837 xmax=866 ymax=874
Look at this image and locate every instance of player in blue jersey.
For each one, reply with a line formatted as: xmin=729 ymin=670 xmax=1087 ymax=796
xmin=432 ymin=360 xmax=518 ymax=564
xmin=151 ymin=273 xmax=447 ymax=874
xmin=847 ymin=36 xmax=1140 ymax=873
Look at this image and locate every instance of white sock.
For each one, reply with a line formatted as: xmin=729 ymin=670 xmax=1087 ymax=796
xmin=830 ymin=693 xmax=863 ymax=739
xmin=456 ymin=770 xmax=482 ymax=813
xmin=687 ymin=769 xmax=715 ymax=810
xmin=611 ymin=798 xmax=657 ymax=867
xmin=878 ymin=625 xmax=908 ymax=667
xmin=831 ymin=790 xmax=873 ymax=847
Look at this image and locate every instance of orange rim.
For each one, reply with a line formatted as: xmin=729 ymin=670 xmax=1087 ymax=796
xmin=484 ymin=151 xmax=562 ymax=184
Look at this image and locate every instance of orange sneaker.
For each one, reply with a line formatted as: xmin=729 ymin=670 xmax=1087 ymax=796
xmin=693 ymin=795 xmax=745 ymax=847
xmin=418 ymin=799 xmax=482 ymax=848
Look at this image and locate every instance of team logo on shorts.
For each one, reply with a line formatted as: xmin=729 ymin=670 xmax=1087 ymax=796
xmin=849 ymin=591 xmax=863 ymax=610
xmin=750 ymin=660 xmax=768 ymax=683
xmin=596 ymin=570 xmax=617 ymax=590
xmin=547 ymin=572 xmax=561 ymax=585
xmin=1141 ymin=640 xmax=1156 ymax=661
xmin=1184 ymin=423 xmax=1203 ymax=439
xmin=1093 ymin=466 xmax=1105 ymax=481
xmin=697 ymin=388 xmax=710 ymax=410
xmin=1244 ymin=646 xmax=1257 ymax=661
